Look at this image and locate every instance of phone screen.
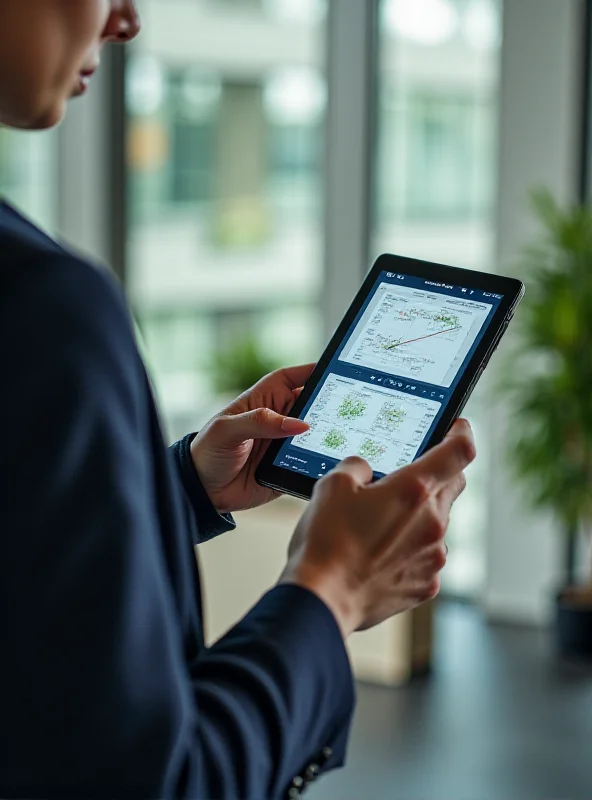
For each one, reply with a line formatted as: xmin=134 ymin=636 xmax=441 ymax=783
xmin=273 ymin=270 xmax=504 ymax=479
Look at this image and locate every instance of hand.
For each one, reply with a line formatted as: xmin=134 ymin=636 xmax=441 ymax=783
xmin=280 ymin=420 xmax=476 ymax=637
xmin=190 ymin=364 xmax=314 ymax=514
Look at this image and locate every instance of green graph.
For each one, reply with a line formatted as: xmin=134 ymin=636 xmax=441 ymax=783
xmin=359 ymin=439 xmax=387 ymax=460
xmin=433 ymin=312 xmax=460 ymax=329
xmin=323 ymin=428 xmax=348 ymax=450
xmin=337 ymin=394 xmax=367 ymax=421
xmin=375 ymin=403 xmax=406 ymax=431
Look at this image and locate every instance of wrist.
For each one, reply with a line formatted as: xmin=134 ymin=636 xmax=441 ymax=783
xmin=189 ymin=436 xmax=225 ymax=514
xmin=279 ymin=563 xmax=362 ymax=638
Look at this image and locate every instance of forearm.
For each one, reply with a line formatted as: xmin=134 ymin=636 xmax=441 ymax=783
xmin=189 ymin=585 xmax=355 ymax=798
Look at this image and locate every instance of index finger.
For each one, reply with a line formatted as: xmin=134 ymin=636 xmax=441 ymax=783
xmin=374 ymin=419 xmax=476 ymax=496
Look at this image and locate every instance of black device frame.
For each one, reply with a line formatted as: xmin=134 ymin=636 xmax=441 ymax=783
xmin=256 ymin=253 xmax=524 ymax=500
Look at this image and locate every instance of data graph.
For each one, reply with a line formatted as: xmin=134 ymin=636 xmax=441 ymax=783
xmin=339 ymin=284 xmax=492 ymax=387
xmin=292 ymin=374 xmax=441 ymax=473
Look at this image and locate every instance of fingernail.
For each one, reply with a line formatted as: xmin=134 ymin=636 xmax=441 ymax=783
xmin=281 ymin=418 xmax=307 ymax=434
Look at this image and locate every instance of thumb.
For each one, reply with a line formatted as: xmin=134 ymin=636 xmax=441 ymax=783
xmin=216 ymin=409 xmax=309 ymax=444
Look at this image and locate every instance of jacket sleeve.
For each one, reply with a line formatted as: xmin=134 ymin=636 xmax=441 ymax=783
xmin=169 ymin=434 xmax=236 ymax=545
xmin=0 ymin=255 xmax=355 ymax=800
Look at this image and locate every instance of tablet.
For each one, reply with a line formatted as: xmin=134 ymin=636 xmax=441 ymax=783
xmin=256 ymin=253 xmax=524 ymax=500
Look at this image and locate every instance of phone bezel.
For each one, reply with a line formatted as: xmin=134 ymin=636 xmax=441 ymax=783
xmin=255 ymin=253 xmax=524 ymax=500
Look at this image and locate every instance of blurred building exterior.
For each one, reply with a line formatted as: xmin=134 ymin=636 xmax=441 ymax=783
xmin=125 ymin=0 xmax=499 ymax=435
xmin=124 ymin=0 xmax=500 ymax=597
xmin=0 ymin=0 xmax=501 ymax=600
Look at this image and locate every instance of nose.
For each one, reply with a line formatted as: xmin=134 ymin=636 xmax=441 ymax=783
xmin=102 ymin=1 xmax=141 ymax=44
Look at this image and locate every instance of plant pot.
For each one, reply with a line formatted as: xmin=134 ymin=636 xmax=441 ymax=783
xmin=555 ymin=587 xmax=592 ymax=659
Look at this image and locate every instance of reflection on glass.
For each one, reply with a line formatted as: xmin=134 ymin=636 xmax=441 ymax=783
xmin=127 ymin=0 xmax=326 ymax=441
xmin=0 ymin=129 xmax=56 ymax=231
xmin=263 ymin=0 xmax=326 ymax=24
xmin=382 ymin=0 xmax=460 ymax=45
xmin=375 ymin=0 xmax=502 ymax=598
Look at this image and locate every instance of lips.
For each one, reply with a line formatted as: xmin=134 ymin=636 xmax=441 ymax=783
xmin=76 ymin=65 xmax=98 ymax=95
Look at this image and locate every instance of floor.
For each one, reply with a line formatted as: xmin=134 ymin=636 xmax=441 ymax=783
xmin=310 ymin=603 xmax=592 ymax=800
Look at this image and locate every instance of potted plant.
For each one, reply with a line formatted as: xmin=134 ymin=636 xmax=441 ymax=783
xmin=503 ymin=189 xmax=592 ymax=658
xmin=211 ymin=333 xmax=279 ymax=396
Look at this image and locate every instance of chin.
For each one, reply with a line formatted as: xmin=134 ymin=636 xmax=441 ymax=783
xmin=8 ymin=88 xmax=68 ymax=130
xmin=1 ymin=83 xmax=78 ymax=130
xmin=28 ymin=101 xmax=67 ymax=131
xmin=3 ymin=104 xmax=65 ymax=131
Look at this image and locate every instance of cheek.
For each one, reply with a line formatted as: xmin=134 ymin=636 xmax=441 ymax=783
xmin=38 ymin=2 xmax=110 ymax=100
xmin=0 ymin=1 xmax=108 ymax=129
xmin=54 ymin=0 xmax=110 ymax=72
xmin=0 ymin=37 xmax=59 ymax=127
xmin=29 ymin=0 xmax=110 ymax=93
xmin=78 ymin=0 xmax=113 ymax=42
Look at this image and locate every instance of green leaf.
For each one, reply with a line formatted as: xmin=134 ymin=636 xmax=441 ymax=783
xmin=499 ymin=189 xmax=592 ymax=551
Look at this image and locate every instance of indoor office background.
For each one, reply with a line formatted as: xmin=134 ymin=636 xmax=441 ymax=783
xmin=1 ymin=0 xmax=591 ymax=798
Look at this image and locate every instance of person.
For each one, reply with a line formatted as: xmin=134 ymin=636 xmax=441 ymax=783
xmin=0 ymin=2 xmax=476 ymax=798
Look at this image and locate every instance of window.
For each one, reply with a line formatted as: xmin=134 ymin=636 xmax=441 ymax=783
xmin=375 ymin=0 xmax=502 ymax=597
xmin=126 ymin=0 xmax=327 ymax=442
xmin=0 ymin=129 xmax=57 ymax=231
xmin=404 ymin=92 xmax=494 ymax=219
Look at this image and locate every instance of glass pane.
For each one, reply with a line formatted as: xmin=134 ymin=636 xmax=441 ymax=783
xmin=0 ymin=129 xmax=57 ymax=231
xmin=126 ymin=0 xmax=327 ymax=442
xmin=375 ymin=0 xmax=502 ymax=598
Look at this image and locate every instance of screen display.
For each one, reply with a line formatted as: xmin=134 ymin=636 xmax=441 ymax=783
xmin=274 ymin=270 xmax=504 ymax=479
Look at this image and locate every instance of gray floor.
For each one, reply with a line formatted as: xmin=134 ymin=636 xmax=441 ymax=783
xmin=311 ymin=602 xmax=592 ymax=800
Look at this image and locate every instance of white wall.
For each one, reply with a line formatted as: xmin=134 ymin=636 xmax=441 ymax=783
xmin=200 ymin=498 xmax=414 ymax=686
xmin=484 ymin=0 xmax=585 ymax=625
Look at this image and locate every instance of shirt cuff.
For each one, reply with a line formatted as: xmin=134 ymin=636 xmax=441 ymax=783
xmin=170 ymin=433 xmax=236 ymax=545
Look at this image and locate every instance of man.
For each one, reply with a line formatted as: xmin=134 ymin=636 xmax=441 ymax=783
xmin=0 ymin=2 xmax=475 ymax=797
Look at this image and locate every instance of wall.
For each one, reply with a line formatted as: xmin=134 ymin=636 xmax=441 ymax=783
xmin=484 ymin=0 xmax=585 ymax=625
xmin=199 ymin=497 xmax=414 ymax=686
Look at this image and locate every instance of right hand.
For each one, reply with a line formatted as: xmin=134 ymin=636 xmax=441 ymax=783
xmin=280 ymin=419 xmax=476 ymax=637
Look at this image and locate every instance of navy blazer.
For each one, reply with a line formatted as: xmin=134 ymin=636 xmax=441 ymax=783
xmin=0 ymin=202 xmax=354 ymax=800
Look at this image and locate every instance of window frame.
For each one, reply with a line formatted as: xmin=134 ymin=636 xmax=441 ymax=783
xmin=59 ymin=0 xmax=591 ymax=624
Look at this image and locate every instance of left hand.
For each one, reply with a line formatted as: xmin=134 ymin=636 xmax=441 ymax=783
xmin=190 ymin=364 xmax=314 ymax=514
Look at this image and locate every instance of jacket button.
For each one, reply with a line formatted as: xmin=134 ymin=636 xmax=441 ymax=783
xmin=291 ymin=776 xmax=304 ymax=789
xmin=304 ymin=764 xmax=320 ymax=782
xmin=287 ymin=788 xmax=301 ymax=799
xmin=321 ymin=747 xmax=333 ymax=763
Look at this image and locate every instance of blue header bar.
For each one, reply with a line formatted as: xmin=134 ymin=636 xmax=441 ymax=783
xmin=383 ymin=271 xmax=503 ymax=304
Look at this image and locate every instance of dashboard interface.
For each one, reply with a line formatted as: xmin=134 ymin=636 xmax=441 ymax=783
xmin=274 ymin=270 xmax=504 ymax=479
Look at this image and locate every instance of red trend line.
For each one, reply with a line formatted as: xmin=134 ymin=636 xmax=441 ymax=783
xmin=384 ymin=326 xmax=461 ymax=350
